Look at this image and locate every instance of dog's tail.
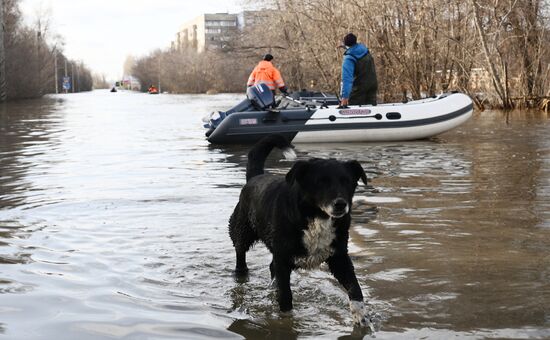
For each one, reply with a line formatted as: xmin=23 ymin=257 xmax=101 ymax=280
xmin=246 ymin=134 xmax=295 ymax=182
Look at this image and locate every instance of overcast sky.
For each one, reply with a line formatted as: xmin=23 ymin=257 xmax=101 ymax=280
xmin=20 ymin=0 xmax=243 ymax=80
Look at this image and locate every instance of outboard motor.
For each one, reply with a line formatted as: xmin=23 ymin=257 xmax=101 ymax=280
xmin=204 ymin=84 xmax=273 ymax=138
xmin=246 ymin=83 xmax=274 ymax=109
xmin=203 ymin=110 xmax=227 ymax=137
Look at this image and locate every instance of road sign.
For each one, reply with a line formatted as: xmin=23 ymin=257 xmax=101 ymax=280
xmin=62 ymin=76 xmax=71 ymax=90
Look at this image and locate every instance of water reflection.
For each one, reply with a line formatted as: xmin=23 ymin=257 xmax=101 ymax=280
xmin=0 ymin=99 xmax=64 ymax=277
xmin=227 ymin=318 xmax=299 ymax=340
xmin=0 ymin=99 xmax=63 ymax=209
xmin=0 ymin=91 xmax=549 ymax=339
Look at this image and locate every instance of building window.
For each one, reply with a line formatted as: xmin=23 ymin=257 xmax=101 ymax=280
xmin=206 ymin=28 xmax=222 ymax=34
xmin=220 ymin=21 xmax=236 ymax=26
xmin=206 ymin=20 xmax=236 ymax=27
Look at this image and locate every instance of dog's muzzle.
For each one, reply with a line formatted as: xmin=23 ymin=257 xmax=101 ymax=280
xmin=326 ymin=198 xmax=349 ymax=218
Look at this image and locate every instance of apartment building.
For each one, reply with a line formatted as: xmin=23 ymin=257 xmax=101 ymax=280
xmin=174 ymin=13 xmax=238 ymax=53
xmin=173 ymin=11 xmax=262 ymax=53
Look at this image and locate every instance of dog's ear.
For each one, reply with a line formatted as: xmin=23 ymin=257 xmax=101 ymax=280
xmin=286 ymin=161 xmax=309 ymax=185
xmin=345 ymin=160 xmax=368 ymax=185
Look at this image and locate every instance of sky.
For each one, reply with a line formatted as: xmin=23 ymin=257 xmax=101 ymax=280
xmin=20 ymin=0 xmax=243 ymax=80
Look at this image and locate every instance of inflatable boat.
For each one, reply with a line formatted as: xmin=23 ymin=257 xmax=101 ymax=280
xmin=203 ymin=84 xmax=473 ymax=144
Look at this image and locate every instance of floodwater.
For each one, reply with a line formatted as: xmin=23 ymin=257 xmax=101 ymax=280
xmin=0 ymin=90 xmax=549 ymax=340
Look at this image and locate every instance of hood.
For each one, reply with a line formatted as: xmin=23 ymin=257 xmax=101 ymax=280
xmin=344 ymin=43 xmax=369 ymax=59
xmin=257 ymin=60 xmax=273 ymax=70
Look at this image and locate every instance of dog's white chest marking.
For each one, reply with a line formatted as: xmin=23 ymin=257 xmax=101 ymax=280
xmin=295 ymin=217 xmax=335 ymax=269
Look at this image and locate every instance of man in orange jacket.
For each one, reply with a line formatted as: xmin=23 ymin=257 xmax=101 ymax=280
xmin=247 ymin=54 xmax=289 ymax=96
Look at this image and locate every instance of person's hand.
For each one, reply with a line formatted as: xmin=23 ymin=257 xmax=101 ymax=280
xmin=340 ymin=98 xmax=349 ymax=107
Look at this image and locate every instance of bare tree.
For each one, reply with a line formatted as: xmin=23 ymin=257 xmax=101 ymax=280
xmin=130 ymin=0 xmax=549 ymax=109
xmin=1 ymin=0 xmax=93 ymax=100
xmin=92 ymin=73 xmax=109 ymax=89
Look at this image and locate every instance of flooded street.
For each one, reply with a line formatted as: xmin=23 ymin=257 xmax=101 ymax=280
xmin=1 ymin=90 xmax=549 ymax=339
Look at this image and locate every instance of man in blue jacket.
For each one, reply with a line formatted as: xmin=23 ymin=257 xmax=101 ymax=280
xmin=340 ymin=33 xmax=378 ymax=107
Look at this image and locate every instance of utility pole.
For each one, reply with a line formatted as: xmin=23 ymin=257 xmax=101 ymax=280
xmin=76 ymin=63 xmax=79 ymax=92
xmin=71 ymin=62 xmax=75 ymax=93
xmin=37 ymin=29 xmax=42 ymax=96
xmin=0 ymin=0 xmax=7 ymax=102
xmin=158 ymin=56 xmax=161 ymax=93
xmin=54 ymin=50 xmax=58 ymax=94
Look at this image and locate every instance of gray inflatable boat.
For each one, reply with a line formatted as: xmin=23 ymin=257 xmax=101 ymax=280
xmin=203 ymin=84 xmax=473 ymax=144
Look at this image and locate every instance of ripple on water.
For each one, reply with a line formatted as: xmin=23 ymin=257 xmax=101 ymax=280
xmin=354 ymin=195 xmax=403 ymax=204
xmin=369 ymin=268 xmax=416 ymax=282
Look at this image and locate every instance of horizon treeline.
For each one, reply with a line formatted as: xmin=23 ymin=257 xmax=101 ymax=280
xmin=131 ymin=48 xmax=250 ymax=95
xmin=1 ymin=0 xmax=93 ymax=101
xmin=132 ymin=0 xmax=549 ymax=110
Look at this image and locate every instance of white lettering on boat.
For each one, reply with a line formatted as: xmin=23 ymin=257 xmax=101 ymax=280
xmin=239 ymin=118 xmax=258 ymax=125
xmin=339 ymin=109 xmax=372 ymax=116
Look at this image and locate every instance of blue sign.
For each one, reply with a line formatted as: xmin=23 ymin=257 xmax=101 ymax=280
xmin=62 ymin=76 xmax=71 ymax=90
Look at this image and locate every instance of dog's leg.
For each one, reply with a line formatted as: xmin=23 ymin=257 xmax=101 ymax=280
xmin=235 ymin=250 xmax=248 ymax=275
xmin=268 ymin=260 xmax=278 ymax=287
xmin=327 ymin=254 xmax=363 ymax=300
xmin=327 ymin=254 xmax=373 ymax=328
xmin=229 ymin=208 xmax=256 ymax=276
xmin=272 ymin=257 xmax=293 ymax=312
xmin=269 ymin=260 xmax=275 ymax=280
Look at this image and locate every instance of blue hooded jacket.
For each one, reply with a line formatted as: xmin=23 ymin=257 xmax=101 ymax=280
xmin=341 ymin=43 xmax=369 ymax=99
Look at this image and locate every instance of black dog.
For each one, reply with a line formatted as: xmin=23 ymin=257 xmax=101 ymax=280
xmin=229 ymin=135 xmax=373 ymax=327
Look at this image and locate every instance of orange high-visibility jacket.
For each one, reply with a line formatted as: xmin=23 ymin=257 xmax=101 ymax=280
xmin=247 ymin=61 xmax=285 ymax=90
